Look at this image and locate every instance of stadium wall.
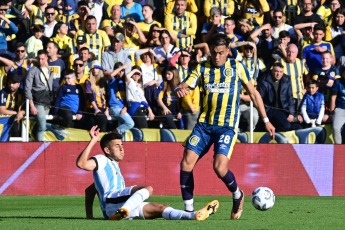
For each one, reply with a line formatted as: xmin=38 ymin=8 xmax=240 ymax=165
xmin=0 ymin=142 xmax=344 ymax=196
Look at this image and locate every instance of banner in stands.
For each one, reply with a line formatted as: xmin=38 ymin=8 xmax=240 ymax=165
xmin=0 ymin=143 xmax=344 ymax=196
xmin=24 ymin=122 xmax=340 ymax=144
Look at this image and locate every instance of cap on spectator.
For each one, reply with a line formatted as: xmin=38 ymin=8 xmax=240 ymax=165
xmin=77 ymin=35 xmax=87 ymax=44
xmin=7 ymin=72 xmax=22 ymax=83
xmin=91 ymin=60 xmax=103 ymax=70
xmin=65 ymin=0 xmax=75 ymax=8
xmin=114 ymin=33 xmax=125 ymax=42
xmin=34 ymin=19 xmax=44 ymax=26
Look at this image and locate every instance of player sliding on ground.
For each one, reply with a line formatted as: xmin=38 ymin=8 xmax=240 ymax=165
xmin=76 ymin=125 xmax=219 ymax=221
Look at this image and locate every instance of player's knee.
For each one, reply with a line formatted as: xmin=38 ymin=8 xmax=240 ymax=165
xmin=213 ymin=162 xmax=228 ymax=178
xmin=145 ymin=186 xmax=153 ymax=196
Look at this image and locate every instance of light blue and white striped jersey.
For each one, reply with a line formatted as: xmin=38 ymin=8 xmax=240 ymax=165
xmin=92 ymin=155 xmax=125 ymax=218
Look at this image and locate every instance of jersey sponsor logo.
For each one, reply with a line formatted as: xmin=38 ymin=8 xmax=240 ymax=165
xmin=189 ymin=135 xmax=199 ymax=146
xmin=219 ymin=144 xmax=228 ymax=150
xmin=246 ymin=7 xmax=258 ymax=14
xmin=205 ymin=82 xmax=231 ymax=93
xmin=223 ymin=67 xmax=233 ymax=77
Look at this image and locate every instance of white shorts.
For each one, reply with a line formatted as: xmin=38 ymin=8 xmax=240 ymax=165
xmin=105 ymin=186 xmax=149 ymax=220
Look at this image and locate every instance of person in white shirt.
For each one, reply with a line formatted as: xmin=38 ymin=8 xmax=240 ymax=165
xmin=272 ymin=9 xmax=296 ymax=40
xmin=44 ymin=6 xmax=58 ymax=38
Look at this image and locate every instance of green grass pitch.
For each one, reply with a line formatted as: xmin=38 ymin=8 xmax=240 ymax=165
xmin=0 ymin=195 xmax=344 ymax=229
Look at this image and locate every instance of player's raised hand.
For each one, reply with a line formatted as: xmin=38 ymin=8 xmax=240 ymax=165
xmin=175 ymin=87 xmax=188 ymax=98
xmin=265 ymin=122 xmax=275 ymax=140
xmin=89 ymin=125 xmax=100 ymax=142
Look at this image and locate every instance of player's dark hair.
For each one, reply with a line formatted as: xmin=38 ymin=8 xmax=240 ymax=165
xmin=307 ymin=79 xmax=318 ymax=87
xmin=47 ymin=40 xmax=59 ymax=50
xmin=100 ymin=132 xmax=123 ymax=154
xmin=208 ymin=33 xmax=231 ymax=49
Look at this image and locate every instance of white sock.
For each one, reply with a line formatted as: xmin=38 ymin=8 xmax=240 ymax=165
xmin=121 ymin=188 xmax=150 ymax=212
xmin=184 ymin=198 xmax=194 ymax=212
xmin=233 ymin=187 xmax=241 ymax=199
xmin=162 ymin=207 xmax=196 ymax=220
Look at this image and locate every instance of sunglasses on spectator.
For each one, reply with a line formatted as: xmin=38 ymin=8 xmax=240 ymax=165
xmin=0 ymin=9 xmax=7 ymax=12
xmin=274 ymin=16 xmax=282 ymax=19
xmin=16 ymin=50 xmax=26 ymax=53
xmin=46 ymin=12 xmax=55 ymax=16
xmin=244 ymin=46 xmax=253 ymax=50
xmin=74 ymin=63 xmax=84 ymax=67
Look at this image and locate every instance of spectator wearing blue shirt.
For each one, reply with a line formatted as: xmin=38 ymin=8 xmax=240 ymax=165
xmin=201 ymin=7 xmax=224 ymax=43
xmin=301 ymin=80 xmax=326 ymax=127
xmin=53 ymin=69 xmax=85 ymax=128
xmin=47 ymin=41 xmax=66 ymax=94
xmin=330 ymin=68 xmax=345 ymax=144
xmin=0 ymin=3 xmax=18 ymax=59
xmin=121 ymin=0 xmax=144 ymax=22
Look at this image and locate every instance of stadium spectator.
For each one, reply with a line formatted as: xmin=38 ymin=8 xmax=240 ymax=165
xmin=46 ymin=41 xmax=66 ymax=94
xmin=0 ymin=72 xmax=26 ymax=137
xmin=125 ymin=66 xmax=155 ymax=128
xmin=122 ymin=17 xmax=147 ymax=64
xmin=102 ymin=33 xmax=132 ymax=76
xmin=240 ymin=0 xmax=270 ymax=28
xmin=145 ymin=24 xmax=162 ymax=48
xmin=0 ymin=5 xmax=18 ymax=59
xmin=203 ymin=0 xmax=234 ymax=18
xmin=301 ymin=79 xmax=327 ymax=127
xmin=201 ymin=7 xmax=224 ymax=43
xmin=165 ymin=0 xmax=197 ymax=48
xmin=85 ymin=60 xmax=109 ymax=132
xmin=157 ymin=66 xmax=182 ymax=129
xmin=53 ymin=69 xmax=85 ymax=128
xmin=106 ymin=62 xmax=135 ymax=135
xmin=276 ymin=44 xmax=309 ymax=112
xmin=69 ymin=1 xmax=90 ymax=36
xmin=237 ymin=18 xmax=253 ymax=41
xmin=0 ymin=56 xmax=16 ymax=77
xmin=325 ymin=7 xmax=345 ymax=60
xmin=257 ymin=62 xmax=303 ymax=132
xmin=302 ymin=24 xmax=335 ymax=73
xmin=25 ymin=50 xmax=53 ymax=141
xmin=72 ymin=58 xmax=90 ymax=90
xmin=101 ymin=5 xmax=124 ymax=37
xmin=137 ymin=4 xmax=161 ymax=37
xmin=165 ymin=0 xmax=198 ymax=15
xmin=25 ymin=0 xmax=49 ymax=25
xmin=74 ymin=15 xmax=111 ymax=62
xmin=292 ymin=0 xmax=323 ymax=25
xmin=77 ymin=126 xmax=218 ymax=221
xmin=25 ymin=23 xmax=44 ymax=59
xmin=317 ymin=0 xmax=341 ymax=27
xmin=68 ymin=36 xmax=96 ymax=70
xmin=271 ymin=31 xmax=291 ymax=61
xmin=282 ymin=0 xmax=300 ymax=26
xmin=86 ymin=0 xmax=104 ymax=28
xmin=329 ymin=68 xmax=345 ymax=144
xmin=120 ymin=0 xmax=145 ymax=22
xmin=43 ymin=6 xmax=58 ymax=38
xmin=224 ymin=17 xmax=243 ymax=44
xmin=50 ymin=22 xmax=74 ymax=59
xmin=312 ymin=50 xmax=340 ymax=104
xmin=271 ymin=9 xmax=296 ymax=40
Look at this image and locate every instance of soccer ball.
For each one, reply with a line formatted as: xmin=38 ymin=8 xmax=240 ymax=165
xmin=251 ymin=187 xmax=275 ymax=211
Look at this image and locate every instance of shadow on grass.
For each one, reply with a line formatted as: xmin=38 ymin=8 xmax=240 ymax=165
xmin=0 ymin=216 xmax=103 ymax=220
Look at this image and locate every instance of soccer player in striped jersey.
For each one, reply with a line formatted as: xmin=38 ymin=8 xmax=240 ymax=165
xmin=77 ymin=126 xmax=219 ymax=221
xmin=175 ymin=33 xmax=275 ymax=220
xmin=165 ymin=0 xmax=197 ymax=48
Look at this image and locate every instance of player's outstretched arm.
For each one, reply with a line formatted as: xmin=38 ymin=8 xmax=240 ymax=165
xmin=76 ymin=126 xmax=99 ymax=171
xmin=85 ymin=183 xmax=97 ymax=219
xmin=244 ymin=81 xmax=275 ymax=139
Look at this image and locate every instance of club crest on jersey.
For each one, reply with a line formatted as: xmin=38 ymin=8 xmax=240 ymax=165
xmin=183 ymin=21 xmax=188 ymax=27
xmin=189 ymin=135 xmax=199 ymax=146
xmin=330 ymin=72 xmax=335 ymax=77
xmin=224 ymin=68 xmax=233 ymax=77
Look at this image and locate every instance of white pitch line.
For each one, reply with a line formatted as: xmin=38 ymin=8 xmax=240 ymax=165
xmin=0 ymin=142 xmax=51 ymax=195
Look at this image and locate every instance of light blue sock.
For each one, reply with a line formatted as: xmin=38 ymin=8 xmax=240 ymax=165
xmin=162 ymin=207 xmax=196 ymax=220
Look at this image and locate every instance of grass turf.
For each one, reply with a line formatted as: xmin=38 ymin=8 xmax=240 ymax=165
xmin=0 ymin=195 xmax=344 ymax=229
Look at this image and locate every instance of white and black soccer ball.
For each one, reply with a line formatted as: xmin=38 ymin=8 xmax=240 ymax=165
xmin=251 ymin=187 xmax=275 ymax=211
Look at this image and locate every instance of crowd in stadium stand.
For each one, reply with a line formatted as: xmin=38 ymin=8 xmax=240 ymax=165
xmin=1 ymin=0 xmax=345 ymax=143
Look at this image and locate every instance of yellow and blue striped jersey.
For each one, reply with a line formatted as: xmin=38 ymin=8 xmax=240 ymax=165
xmin=101 ymin=19 xmax=125 ymax=32
xmin=29 ymin=5 xmax=45 ymax=25
xmin=69 ymin=18 xmax=85 ymax=32
xmin=276 ymin=58 xmax=308 ymax=100
xmin=242 ymin=57 xmax=266 ymax=82
xmin=316 ymin=4 xmax=332 ymax=27
xmin=203 ymin=0 xmax=235 ymax=18
xmin=85 ymin=79 xmax=107 ymax=109
xmin=122 ymin=33 xmax=141 ymax=64
xmin=176 ymin=64 xmax=190 ymax=82
xmin=283 ymin=0 xmax=300 ymax=25
xmin=137 ymin=20 xmax=162 ymax=36
xmin=165 ymin=11 xmax=197 ymax=48
xmin=8 ymin=60 xmax=33 ymax=79
xmin=74 ymin=30 xmax=111 ymax=62
xmin=57 ymin=14 xmax=79 ymax=25
xmin=165 ymin=0 xmax=199 ymax=15
xmin=0 ymin=88 xmax=24 ymax=111
xmin=242 ymin=0 xmax=270 ymax=27
xmin=184 ymin=58 xmax=251 ymax=127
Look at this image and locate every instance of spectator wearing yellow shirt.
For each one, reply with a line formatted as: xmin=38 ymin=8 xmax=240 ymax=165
xmin=317 ymin=0 xmax=341 ymax=27
xmin=102 ymin=4 xmax=124 ymax=37
xmin=50 ymin=22 xmax=74 ymax=60
xmin=165 ymin=0 xmax=197 ymax=48
xmin=204 ymin=0 xmax=235 ymax=18
xmin=240 ymin=0 xmax=270 ymax=27
xmin=74 ymin=16 xmax=111 ymax=62
xmin=122 ymin=16 xmax=147 ymax=64
xmin=25 ymin=0 xmax=49 ymax=25
xmin=137 ymin=5 xmax=161 ymax=37
xmin=164 ymin=0 xmax=198 ymax=15
xmin=69 ymin=1 xmax=90 ymax=37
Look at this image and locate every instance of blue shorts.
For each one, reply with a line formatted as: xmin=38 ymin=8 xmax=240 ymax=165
xmin=184 ymin=123 xmax=238 ymax=159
